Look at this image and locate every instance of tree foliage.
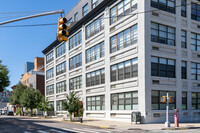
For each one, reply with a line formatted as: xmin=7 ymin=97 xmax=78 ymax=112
xmin=20 ymin=85 xmax=42 ymax=116
xmin=9 ymin=82 xmax=27 ymax=106
xmin=37 ymin=96 xmax=51 ymax=112
xmin=62 ymin=91 xmax=81 ymax=121
xmin=0 ymin=60 xmax=10 ymax=92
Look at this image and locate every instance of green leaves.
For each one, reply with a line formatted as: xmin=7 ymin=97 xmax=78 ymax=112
xmin=0 ymin=60 xmax=10 ymax=92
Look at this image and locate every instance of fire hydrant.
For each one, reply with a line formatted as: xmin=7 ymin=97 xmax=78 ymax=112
xmin=174 ymin=109 xmax=179 ymax=127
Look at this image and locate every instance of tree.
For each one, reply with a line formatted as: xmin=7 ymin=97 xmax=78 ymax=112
xmin=37 ymin=96 xmax=51 ymax=116
xmin=62 ymin=91 xmax=80 ymax=121
xmin=9 ymin=82 xmax=27 ymax=106
xmin=0 ymin=60 xmax=10 ymax=92
xmin=20 ymin=86 xmax=42 ymax=116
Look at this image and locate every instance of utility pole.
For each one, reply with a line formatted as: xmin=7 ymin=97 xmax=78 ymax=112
xmin=0 ymin=10 xmax=64 ymax=25
xmin=165 ymin=92 xmax=170 ymax=127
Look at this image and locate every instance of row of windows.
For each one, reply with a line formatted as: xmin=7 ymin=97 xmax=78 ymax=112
xmin=86 ymin=15 xmax=104 ymax=39
xmin=111 ymin=58 xmax=138 ymax=82
xmin=151 ymin=22 xmax=175 ymax=46
xmin=151 ymin=90 xmax=176 ymax=110
xmin=69 ymin=31 xmax=82 ymax=50
xmin=111 ymin=91 xmax=138 ymax=110
xmin=69 ymin=53 xmax=82 ymax=70
xmin=69 ymin=76 xmax=82 ymax=90
xmin=46 ymin=68 xmax=54 ymax=80
xmin=110 ymin=0 xmax=137 ymax=24
xmin=56 ymin=42 xmax=65 ymax=58
xmin=151 ymin=0 xmax=175 ymax=14
xmin=152 ymin=0 xmax=200 ymax=22
xmin=110 ymin=24 xmax=138 ymax=53
xmin=151 ymin=57 xmax=175 ymax=78
xmin=56 ymin=62 xmax=66 ymax=76
xmin=56 ymin=81 xmax=66 ymax=94
xmin=86 ymin=68 xmax=105 ymax=87
xmin=86 ymin=42 xmax=104 ymax=63
xmin=46 ymin=51 xmax=54 ymax=64
xmin=86 ymin=95 xmax=105 ymax=111
xmin=46 ymin=85 xmax=54 ymax=96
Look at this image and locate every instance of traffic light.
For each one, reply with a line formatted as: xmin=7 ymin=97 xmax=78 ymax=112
xmin=160 ymin=96 xmax=167 ymax=103
xmin=57 ymin=17 xmax=69 ymax=42
xmin=168 ymin=96 xmax=174 ymax=103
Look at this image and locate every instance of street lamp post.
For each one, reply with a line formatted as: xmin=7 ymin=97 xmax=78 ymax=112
xmin=165 ymin=92 xmax=170 ymax=127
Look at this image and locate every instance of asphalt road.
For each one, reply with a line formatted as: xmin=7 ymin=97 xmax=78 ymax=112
xmin=0 ymin=116 xmax=143 ymax=133
xmin=0 ymin=116 xmax=200 ymax=133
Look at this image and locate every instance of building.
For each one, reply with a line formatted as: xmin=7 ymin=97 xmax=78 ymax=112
xmin=21 ymin=57 xmax=45 ymax=95
xmin=24 ymin=62 xmax=34 ymax=73
xmin=0 ymin=91 xmax=11 ymax=111
xmin=42 ymin=0 xmax=200 ymax=123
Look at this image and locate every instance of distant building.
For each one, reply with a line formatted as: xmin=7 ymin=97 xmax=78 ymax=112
xmin=21 ymin=57 xmax=45 ymax=95
xmin=24 ymin=62 xmax=34 ymax=73
xmin=0 ymin=91 xmax=11 ymax=110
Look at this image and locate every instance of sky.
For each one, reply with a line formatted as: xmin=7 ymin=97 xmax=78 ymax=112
xmin=0 ymin=0 xmax=80 ymax=90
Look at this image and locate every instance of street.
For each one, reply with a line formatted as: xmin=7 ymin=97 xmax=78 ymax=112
xmin=0 ymin=116 xmax=200 ymax=133
xmin=0 ymin=116 xmax=142 ymax=133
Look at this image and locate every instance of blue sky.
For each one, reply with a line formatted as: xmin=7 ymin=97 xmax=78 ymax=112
xmin=0 ymin=0 xmax=80 ymax=90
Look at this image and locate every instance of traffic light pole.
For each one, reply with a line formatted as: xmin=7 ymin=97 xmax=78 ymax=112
xmin=0 ymin=10 xmax=64 ymax=25
xmin=165 ymin=92 xmax=170 ymax=127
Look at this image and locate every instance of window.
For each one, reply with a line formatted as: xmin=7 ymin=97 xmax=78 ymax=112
xmin=83 ymin=3 xmax=88 ymax=17
xmin=56 ymin=42 xmax=66 ymax=58
xmin=110 ymin=0 xmax=137 ymax=24
xmin=46 ymin=85 xmax=54 ymax=96
xmin=181 ymin=61 xmax=187 ymax=79
xmin=56 ymin=81 xmax=66 ymax=94
xmin=151 ymin=22 xmax=175 ymax=46
xmin=69 ymin=31 xmax=82 ymax=50
xmin=69 ymin=76 xmax=82 ymax=90
xmin=110 ymin=24 xmax=138 ymax=53
xmin=181 ymin=0 xmax=186 ymax=17
xmin=191 ymin=33 xmax=200 ymax=51
xmin=151 ymin=90 xmax=176 ymax=110
xmin=56 ymin=100 xmax=64 ymax=111
xmin=111 ymin=91 xmax=138 ymax=110
xmin=92 ymin=0 xmax=98 ymax=9
xmin=46 ymin=51 xmax=54 ymax=64
xmin=69 ymin=53 xmax=82 ymax=70
xmin=86 ymin=42 xmax=104 ymax=63
xmin=56 ymin=62 xmax=66 ymax=76
xmin=151 ymin=56 xmax=175 ymax=78
xmin=182 ymin=92 xmax=187 ymax=110
xmin=66 ymin=18 xmax=72 ymax=25
xmin=74 ymin=12 xmax=78 ymax=22
xmin=192 ymin=92 xmax=200 ymax=110
xmin=181 ymin=30 xmax=187 ymax=48
xmin=86 ymin=15 xmax=104 ymax=39
xmin=87 ymin=95 xmax=105 ymax=110
xmin=151 ymin=0 xmax=175 ymax=14
xmin=191 ymin=3 xmax=200 ymax=22
xmin=191 ymin=62 xmax=200 ymax=80
xmin=86 ymin=68 xmax=105 ymax=87
xmin=111 ymin=58 xmax=138 ymax=82
xmin=46 ymin=68 xmax=54 ymax=80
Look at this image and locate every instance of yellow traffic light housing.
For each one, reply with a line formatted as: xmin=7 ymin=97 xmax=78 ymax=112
xmin=57 ymin=17 xmax=69 ymax=42
xmin=160 ymin=96 xmax=167 ymax=103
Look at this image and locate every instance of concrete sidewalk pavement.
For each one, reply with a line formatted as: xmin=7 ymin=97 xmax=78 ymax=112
xmin=44 ymin=116 xmax=200 ymax=131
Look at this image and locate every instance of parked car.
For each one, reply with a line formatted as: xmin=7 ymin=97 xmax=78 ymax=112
xmin=7 ymin=111 xmax=14 ymax=116
xmin=1 ymin=110 xmax=7 ymax=115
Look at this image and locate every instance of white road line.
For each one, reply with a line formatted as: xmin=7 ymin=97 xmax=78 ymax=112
xmin=82 ymin=128 xmax=112 ymax=133
xmin=24 ymin=131 xmax=31 ymax=133
xmin=73 ymin=128 xmax=100 ymax=133
xmin=37 ymin=130 xmax=49 ymax=133
xmin=50 ymin=129 xmax=66 ymax=133
xmin=61 ymin=128 xmax=86 ymax=133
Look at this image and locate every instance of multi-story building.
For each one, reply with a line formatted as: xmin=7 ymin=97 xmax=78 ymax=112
xmin=21 ymin=57 xmax=45 ymax=95
xmin=24 ymin=62 xmax=34 ymax=73
xmin=42 ymin=0 xmax=200 ymax=123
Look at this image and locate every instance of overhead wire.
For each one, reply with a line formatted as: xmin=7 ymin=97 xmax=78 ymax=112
xmin=0 ymin=1 xmax=199 ymax=28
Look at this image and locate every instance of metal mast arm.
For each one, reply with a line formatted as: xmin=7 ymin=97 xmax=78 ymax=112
xmin=0 ymin=10 xmax=64 ymax=25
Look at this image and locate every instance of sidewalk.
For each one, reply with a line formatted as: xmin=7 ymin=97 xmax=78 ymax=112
xmin=45 ymin=116 xmax=200 ymax=131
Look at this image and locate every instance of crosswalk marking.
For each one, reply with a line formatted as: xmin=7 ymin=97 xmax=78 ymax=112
xmin=37 ymin=130 xmax=49 ymax=133
xmin=73 ymin=128 xmax=101 ymax=133
xmin=50 ymin=129 xmax=66 ymax=133
xmin=61 ymin=128 xmax=84 ymax=133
